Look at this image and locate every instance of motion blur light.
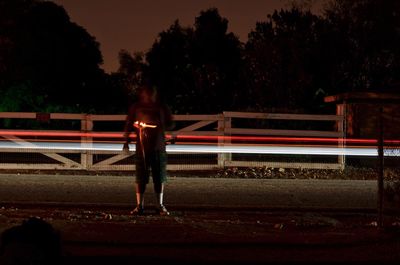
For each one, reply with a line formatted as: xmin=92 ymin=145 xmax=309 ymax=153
xmin=1 ymin=131 xmax=398 ymax=156
xmin=0 ymin=141 xmax=398 ymax=157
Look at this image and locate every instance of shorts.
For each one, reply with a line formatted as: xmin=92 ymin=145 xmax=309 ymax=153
xmin=135 ymin=151 xmax=167 ymax=184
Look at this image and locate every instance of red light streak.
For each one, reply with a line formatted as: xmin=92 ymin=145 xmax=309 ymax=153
xmin=0 ymin=131 xmax=123 ymax=138
xmin=1 ymin=130 xmax=400 ymax=145
xmin=170 ymin=135 xmax=380 ymax=143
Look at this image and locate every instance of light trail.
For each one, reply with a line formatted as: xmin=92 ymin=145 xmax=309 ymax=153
xmin=1 ymin=130 xmax=399 ymax=156
xmin=170 ymin=135 xmax=382 ymax=144
xmin=0 ymin=141 xmax=398 ymax=157
xmin=1 ymin=130 xmax=400 ymax=144
xmin=0 ymin=131 xmax=125 ymax=138
xmin=0 ymin=130 xmax=400 ymax=145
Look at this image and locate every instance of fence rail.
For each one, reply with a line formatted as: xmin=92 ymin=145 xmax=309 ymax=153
xmin=0 ymin=111 xmax=344 ymax=171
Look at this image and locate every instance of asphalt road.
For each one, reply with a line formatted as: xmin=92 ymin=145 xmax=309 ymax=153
xmin=0 ymin=174 xmax=378 ymax=210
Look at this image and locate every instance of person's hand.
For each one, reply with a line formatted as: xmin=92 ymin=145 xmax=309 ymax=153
xmin=122 ymin=142 xmax=130 ymax=155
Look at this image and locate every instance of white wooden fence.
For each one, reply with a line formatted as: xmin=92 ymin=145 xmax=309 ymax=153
xmin=0 ymin=111 xmax=344 ymax=171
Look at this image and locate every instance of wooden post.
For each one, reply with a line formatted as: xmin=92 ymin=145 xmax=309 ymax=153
xmin=217 ymin=114 xmax=225 ymax=168
xmin=337 ymin=103 xmax=346 ymax=169
xmin=81 ymin=114 xmax=93 ymax=170
xmin=224 ymin=115 xmax=232 ymax=166
xmin=218 ymin=113 xmax=232 ymax=168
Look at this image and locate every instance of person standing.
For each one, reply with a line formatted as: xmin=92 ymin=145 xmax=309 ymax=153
xmin=123 ymin=85 xmax=174 ymax=216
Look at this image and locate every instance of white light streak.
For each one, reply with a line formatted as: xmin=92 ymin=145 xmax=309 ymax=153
xmin=0 ymin=141 xmax=398 ymax=156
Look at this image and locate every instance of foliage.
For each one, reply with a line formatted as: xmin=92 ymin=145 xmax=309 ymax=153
xmin=145 ymin=9 xmax=246 ymax=114
xmin=0 ymin=0 xmax=117 ymax=114
xmin=146 ymin=21 xmax=196 ymax=113
xmin=324 ymin=0 xmax=400 ymax=91
xmin=117 ymin=50 xmax=146 ymax=100
xmin=243 ymin=0 xmax=400 ymax=113
xmin=245 ymin=7 xmax=327 ymax=112
xmin=2 ymin=0 xmax=400 ymax=117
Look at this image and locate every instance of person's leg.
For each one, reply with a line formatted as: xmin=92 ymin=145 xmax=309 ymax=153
xmin=130 ymin=182 xmax=146 ymax=215
xmin=132 ymin=153 xmax=149 ymax=215
xmin=153 ymin=182 xmax=164 ymax=205
xmin=153 ymin=182 xmax=168 ymax=215
xmin=135 ymin=182 xmax=146 ymax=207
xmin=152 ymin=152 xmax=169 ymax=215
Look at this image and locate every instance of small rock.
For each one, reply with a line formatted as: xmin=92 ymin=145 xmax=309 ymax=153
xmin=391 ymin=221 xmax=400 ymax=227
xmin=104 ymin=214 xmax=112 ymax=220
xmin=367 ymin=221 xmax=378 ymax=227
xmin=174 ymin=217 xmax=183 ymax=224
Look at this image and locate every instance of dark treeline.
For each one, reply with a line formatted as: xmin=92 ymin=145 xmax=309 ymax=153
xmin=1 ymin=0 xmax=400 ymax=117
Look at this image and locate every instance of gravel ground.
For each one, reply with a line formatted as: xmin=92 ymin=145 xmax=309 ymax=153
xmin=2 ymin=166 xmax=400 ymax=180
xmin=212 ymin=166 xmax=400 ymax=180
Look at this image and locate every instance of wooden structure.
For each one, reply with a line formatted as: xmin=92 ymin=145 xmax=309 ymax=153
xmin=0 ymin=111 xmax=344 ymax=171
xmin=325 ymin=92 xmax=400 ymax=140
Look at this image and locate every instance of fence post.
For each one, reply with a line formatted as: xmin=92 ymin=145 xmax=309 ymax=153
xmin=218 ymin=113 xmax=232 ymax=168
xmin=81 ymin=114 xmax=93 ymax=170
xmin=337 ymin=103 xmax=346 ymax=169
xmin=217 ymin=114 xmax=225 ymax=168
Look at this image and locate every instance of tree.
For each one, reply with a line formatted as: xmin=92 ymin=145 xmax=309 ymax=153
xmin=191 ymin=8 xmax=246 ymax=112
xmin=324 ymin=0 xmax=400 ymax=92
xmin=118 ymin=50 xmax=146 ymax=93
xmin=245 ymin=7 xmax=328 ymax=112
xmin=145 ymin=9 xmax=245 ymax=114
xmin=245 ymin=0 xmax=400 ymax=113
xmin=146 ymin=21 xmax=196 ymax=113
xmin=0 ymin=0 xmax=108 ymax=113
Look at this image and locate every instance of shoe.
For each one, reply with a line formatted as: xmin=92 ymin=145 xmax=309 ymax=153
xmin=157 ymin=205 xmax=170 ymax=216
xmin=130 ymin=205 xmax=144 ymax=215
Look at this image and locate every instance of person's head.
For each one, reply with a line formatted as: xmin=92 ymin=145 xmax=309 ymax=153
xmin=137 ymin=85 xmax=158 ymax=103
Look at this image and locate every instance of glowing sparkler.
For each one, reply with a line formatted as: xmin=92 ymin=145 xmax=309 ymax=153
xmin=134 ymin=121 xmax=157 ymax=170
xmin=134 ymin=121 xmax=157 ymax=128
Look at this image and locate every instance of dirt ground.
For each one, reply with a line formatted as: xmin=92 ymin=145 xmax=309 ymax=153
xmin=1 ymin=205 xmax=400 ymax=265
xmin=3 ymin=166 xmax=400 ymax=180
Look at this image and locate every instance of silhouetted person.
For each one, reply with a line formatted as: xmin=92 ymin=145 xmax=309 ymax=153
xmin=123 ymin=85 xmax=174 ymax=215
xmin=0 ymin=217 xmax=62 ymax=265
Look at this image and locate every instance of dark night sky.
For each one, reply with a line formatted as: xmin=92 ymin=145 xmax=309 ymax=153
xmin=52 ymin=0 xmax=324 ymax=73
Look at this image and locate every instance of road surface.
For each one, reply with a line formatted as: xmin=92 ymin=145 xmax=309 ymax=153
xmin=0 ymin=174 xmax=378 ymax=210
